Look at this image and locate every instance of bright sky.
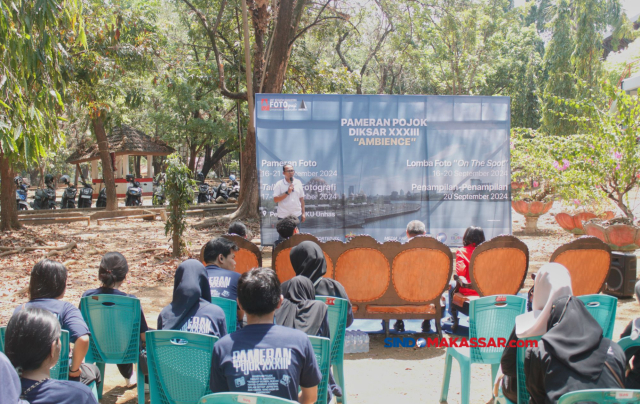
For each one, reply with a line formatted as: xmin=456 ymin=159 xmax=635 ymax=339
xmin=621 ymin=0 xmax=640 ymax=18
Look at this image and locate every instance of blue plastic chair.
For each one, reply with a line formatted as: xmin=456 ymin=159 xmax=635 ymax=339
xmin=578 ymin=295 xmax=617 ymax=340
xmin=440 ymin=295 xmax=527 ymax=404
xmin=79 ymin=295 xmax=143 ymax=404
xmin=495 ymin=336 xmax=541 ymax=404
xmin=558 ymin=389 xmax=640 ymax=404
xmin=211 ymin=296 xmax=237 ymax=333
xmin=308 ymin=336 xmax=331 ymax=404
xmin=146 ymin=330 xmax=218 ymax=404
xmin=316 ymin=296 xmax=349 ymax=404
xmin=199 ymin=392 xmax=297 ymax=403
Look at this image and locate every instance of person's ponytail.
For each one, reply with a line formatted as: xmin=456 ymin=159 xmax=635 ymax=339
xmin=98 ymin=252 xmax=129 ymax=288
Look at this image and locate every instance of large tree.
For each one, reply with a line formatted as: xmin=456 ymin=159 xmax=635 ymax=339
xmin=0 ymin=0 xmax=83 ymax=230
xmin=67 ymin=0 xmax=160 ymax=211
xmin=178 ymin=0 xmax=346 ymax=220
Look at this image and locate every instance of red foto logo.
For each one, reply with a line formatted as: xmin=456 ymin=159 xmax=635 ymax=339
xmin=261 ymin=99 xmax=270 ymax=111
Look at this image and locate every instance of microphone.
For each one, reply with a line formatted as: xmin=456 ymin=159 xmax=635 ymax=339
xmin=289 ymin=176 xmax=294 ymax=184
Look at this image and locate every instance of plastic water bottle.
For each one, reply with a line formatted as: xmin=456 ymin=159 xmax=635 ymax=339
xmin=357 ymin=331 xmax=364 ymax=353
xmin=364 ymin=332 xmax=370 ymax=353
xmin=344 ymin=331 xmax=353 ymax=354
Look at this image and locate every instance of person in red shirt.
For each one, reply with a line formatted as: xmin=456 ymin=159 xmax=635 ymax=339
xmin=449 ymin=226 xmax=485 ymax=332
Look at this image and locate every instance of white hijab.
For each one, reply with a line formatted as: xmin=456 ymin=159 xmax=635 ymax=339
xmin=515 ymin=263 xmax=573 ymax=338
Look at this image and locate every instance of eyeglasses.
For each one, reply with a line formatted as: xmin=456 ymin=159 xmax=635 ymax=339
xmin=285 ymin=170 xmax=295 ymax=173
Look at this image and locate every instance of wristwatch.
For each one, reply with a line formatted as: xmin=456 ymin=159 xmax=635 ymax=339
xmin=285 ymin=191 xmax=290 ymax=195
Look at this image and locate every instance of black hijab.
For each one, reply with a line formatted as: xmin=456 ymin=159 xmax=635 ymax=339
xmin=159 ymin=259 xmax=212 ymax=330
xmin=290 ymin=241 xmax=326 ymax=283
xmin=275 ymin=276 xmax=327 ymax=336
xmin=542 ymin=295 xmax=607 ymax=380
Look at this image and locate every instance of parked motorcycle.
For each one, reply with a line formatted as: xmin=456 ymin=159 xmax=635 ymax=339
xmin=59 ymin=175 xmax=77 ymax=209
xmin=77 ymin=180 xmax=94 ymax=208
xmin=228 ymin=174 xmax=239 ymax=199
xmin=15 ymin=176 xmax=29 ymax=210
xmin=215 ymin=181 xmax=229 ymax=203
xmin=196 ymin=172 xmax=214 ymax=204
xmin=31 ymin=174 xmax=57 ymax=210
xmin=152 ymin=173 xmax=166 ymax=206
xmin=125 ymin=174 xmax=143 ymax=206
xmin=96 ymin=187 xmax=107 ymax=208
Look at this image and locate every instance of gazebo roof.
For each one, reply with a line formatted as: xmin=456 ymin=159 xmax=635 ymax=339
xmin=67 ymin=125 xmax=175 ymax=164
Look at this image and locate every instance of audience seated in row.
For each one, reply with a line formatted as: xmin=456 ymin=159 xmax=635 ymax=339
xmin=5 ymin=308 xmax=98 ymax=403
xmin=495 ymin=263 xmax=626 ymax=403
xmin=227 ymin=221 xmax=249 ymax=239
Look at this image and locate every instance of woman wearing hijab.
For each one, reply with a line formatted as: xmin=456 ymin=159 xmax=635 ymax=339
xmin=275 ymin=276 xmax=330 ymax=337
xmin=494 ymin=263 xmax=574 ymax=402
xmin=288 ymin=241 xmax=354 ymax=327
xmin=275 ymin=276 xmax=340 ymax=400
xmin=158 ymin=259 xmax=227 ymax=337
xmin=619 ymin=280 xmax=640 ymax=388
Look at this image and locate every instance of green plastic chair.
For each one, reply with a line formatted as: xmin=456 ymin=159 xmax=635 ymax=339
xmin=79 ymin=295 xmax=144 ymax=404
xmin=309 ymin=336 xmax=331 ymax=404
xmin=1 ymin=325 xmax=70 ymax=380
xmin=146 ymin=330 xmax=218 ymax=404
xmin=440 ymin=295 xmax=526 ymax=404
xmin=558 ymin=389 xmax=640 ymax=404
xmin=211 ymin=296 xmax=237 ymax=333
xmin=578 ymin=295 xmax=617 ymax=340
xmin=199 ymin=392 xmax=297 ymax=403
xmin=494 ymin=336 xmax=541 ymax=404
xmin=0 ymin=326 xmax=5 ymax=352
xmin=618 ymin=336 xmax=640 ymax=358
xmin=316 ymin=296 xmax=349 ymax=404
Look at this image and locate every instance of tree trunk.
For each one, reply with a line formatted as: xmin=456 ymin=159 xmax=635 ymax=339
xmin=188 ymin=143 xmax=197 ymax=173
xmin=201 ymin=143 xmax=231 ymax=178
xmin=92 ymin=113 xmax=118 ymax=211
xmin=0 ymin=153 xmax=20 ymax=231
xmin=135 ymin=155 xmax=141 ymax=177
xmin=172 ymin=204 xmax=181 ymax=257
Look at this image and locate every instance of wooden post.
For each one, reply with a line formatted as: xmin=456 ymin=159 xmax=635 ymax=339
xmin=91 ymin=160 xmax=98 ymax=180
xmin=123 ymin=154 xmax=130 ymax=177
xmin=74 ymin=164 xmax=80 ymax=186
xmin=147 ymin=155 xmax=154 ymax=178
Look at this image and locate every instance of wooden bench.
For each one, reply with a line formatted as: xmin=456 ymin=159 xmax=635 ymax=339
xmin=273 ymin=234 xmax=453 ymax=338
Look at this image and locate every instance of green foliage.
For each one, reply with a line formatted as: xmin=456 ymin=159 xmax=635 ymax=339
xmin=164 ymin=153 xmax=195 ymax=256
xmin=0 ymin=0 xmax=84 ymax=164
xmin=510 ymin=128 xmax=560 ymax=201
xmin=549 ymin=81 xmax=640 ymax=220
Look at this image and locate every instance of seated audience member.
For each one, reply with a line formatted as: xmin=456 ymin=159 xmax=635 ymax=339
xmin=288 ymin=241 xmax=354 ymax=327
xmin=82 ymin=252 xmax=148 ymax=387
xmin=158 ymin=259 xmax=227 ymax=337
xmin=274 ymin=215 xmax=299 ymax=247
xmin=276 ymin=276 xmax=342 ymax=400
xmin=449 ymin=226 xmax=485 ymax=332
xmin=394 ymin=220 xmax=428 ymax=333
xmin=210 ymin=268 xmax=321 ymax=404
xmin=227 ymin=221 xmax=249 ymax=239
xmin=1 ymin=351 xmax=28 ymax=404
xmin=5 ymin=308 xmax=98 ymax=404
xmin=495 ymin=263 xmax=573 ymax=402
xmin=620 ymin=280 xmax=640 ymax=388
xmin=203 ymin=237 xmax=243 ymax=327
xmin=13 ymin=260 xmax=100 ymax=386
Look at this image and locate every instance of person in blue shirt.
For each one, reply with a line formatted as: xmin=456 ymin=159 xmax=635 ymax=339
xmin=12 ymin=259 xmax=100 ymax=386
xmin=82 ymin=252 xmax=148 ymax=387
xmin=210 ymin=267 xmax=321 ymax=404
xmin=158 ymin=259 xmax=227 ymax=337
xmin=203 ymin=237 xmax=243 ymax=326
xmin=4 ymin=308 xmax=98 ymax=404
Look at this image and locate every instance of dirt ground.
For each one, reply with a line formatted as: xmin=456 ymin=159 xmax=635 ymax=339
xmin=1 ymin=204 xmax=638 ymax=404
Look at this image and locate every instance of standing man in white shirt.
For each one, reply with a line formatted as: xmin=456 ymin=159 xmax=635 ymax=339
xmin=273 ymin=164 xmax=305 ymax=235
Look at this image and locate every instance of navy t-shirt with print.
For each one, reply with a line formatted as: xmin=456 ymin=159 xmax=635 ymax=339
xmin=158 ymin=301 xmax=227 ymax=338
xmin=205 ymin=265 xmax=241 ymax=301
xmin=13 ymin=299 xmax=89 ymax=343
xmin=81 ymin=287 xmax=149 ymax=333
xmin=20 ymin=378 xmax=97 ymax=404
xmin=210 ymin=324 xmax=321 ymax=401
